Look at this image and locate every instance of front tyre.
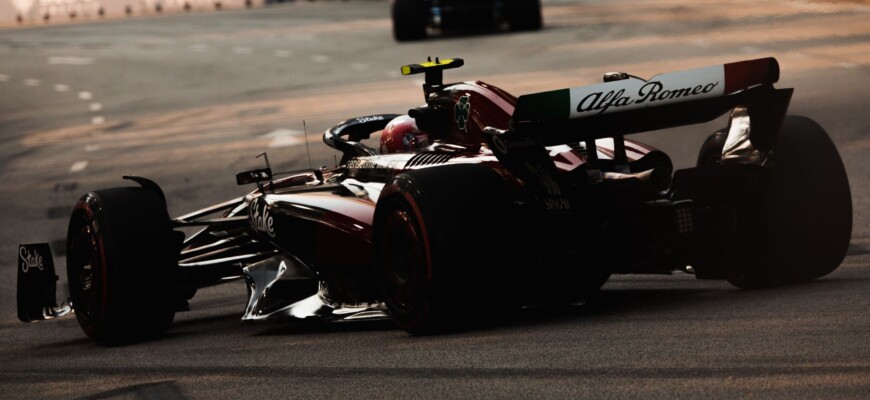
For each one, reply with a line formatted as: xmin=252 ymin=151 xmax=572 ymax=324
xmin=67 ymin=186 xmax=179 ymax=344
xmin=728 ymin=116 xmax=852 ymax=288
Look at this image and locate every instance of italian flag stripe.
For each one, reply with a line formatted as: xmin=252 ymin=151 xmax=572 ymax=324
xmin=723 ymin=58 xmax=779 ymax=94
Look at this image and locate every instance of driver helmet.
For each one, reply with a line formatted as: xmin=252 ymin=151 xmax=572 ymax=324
xmin=380 ymin=115 xmax=429 ymax=154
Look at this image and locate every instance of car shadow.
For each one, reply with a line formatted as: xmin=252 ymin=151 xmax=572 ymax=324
xmin=509 ymin=287 xmax=716 ymax=327
xmin=19 ymin=275 xmax=857 ymax=347
xmin=252 ymin=318 xmax=397 ymax=337
xmin=507 ymin=275 xmax=858 ymax=329
xmin=219 ymin=275 xmax=858 ymax=338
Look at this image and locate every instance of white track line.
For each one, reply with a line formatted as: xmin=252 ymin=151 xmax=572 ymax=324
xmin=91 ymin=116 xmax=105 ymax=125
xmin=0 ymin=74 xmax=9 ymax=82
xmin=89 ymin=102 xmax=102 ymax=112
xmin=24 ymin=79 xmax=41 ymax=86
xmin=47 ymin=56 xmax=94 ymax=65
xmin=54 ymin=84 xmax=70 ymax=92
xmin=233 ymin=47 xmax=253 ymax=55
xmin=274 ymin=50 xmax=292 ymax=58
xmin=69 ymin=161 xmax=89 ymax=172
xmin=262 ymin=129 xmax=304 ymax=148
xmin=78 ymin=91 xmax=93 ymax=100
xmin=311 ymin=55 xmax=330 ymax=63
xmin=85 ymin=144 xmax=101 ymax=152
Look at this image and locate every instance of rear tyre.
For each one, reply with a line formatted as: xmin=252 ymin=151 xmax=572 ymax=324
xmin=392 ymin=0 xmax=428 ymax=41
xmin=373 ymin=164 xmax=518 ymax=334
xmin=728 ymin=116 xmax=852 ymax=288
xmin=507 ymin=0 xmax=542 ymax=31
xmin=67 ymin=186 xmax=179 ymax=344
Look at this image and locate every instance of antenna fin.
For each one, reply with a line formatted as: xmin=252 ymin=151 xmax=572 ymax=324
xmin=303 ymin=120 xmax=312 ymax=171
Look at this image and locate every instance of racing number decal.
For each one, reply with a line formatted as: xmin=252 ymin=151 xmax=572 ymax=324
xmin=455 ymin=94 xmax=470 ymax=131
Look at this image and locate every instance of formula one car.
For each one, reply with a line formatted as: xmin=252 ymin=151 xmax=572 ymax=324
xmin=391 ymin=0 xmax=542 ymax=41
xmin=18 ymin=57 xmax=852 ymax=344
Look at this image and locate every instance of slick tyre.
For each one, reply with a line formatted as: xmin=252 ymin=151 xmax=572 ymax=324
xmin=507 ymin=0 xmax=542 ymax=31
xmin=67 ymin=186 xmax=179 ymax=344
xmin=728 ymin=116 xmax=852 ymax=288
xmin=392 ymin=0 xmax=427 ymax=41
xmin=373 ymin=164 xmax=518 ymax=334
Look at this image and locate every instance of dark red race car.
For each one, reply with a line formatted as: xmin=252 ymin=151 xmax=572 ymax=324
xmin=18 ymin=57 xmax=851 ymax=343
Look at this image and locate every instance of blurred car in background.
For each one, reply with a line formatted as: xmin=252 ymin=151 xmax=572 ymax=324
xmin=391 ymin=0 xmax=542 ymax=41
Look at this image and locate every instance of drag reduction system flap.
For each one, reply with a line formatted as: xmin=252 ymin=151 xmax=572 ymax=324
xmin=511 ymin=57 xmax=791 ymax=152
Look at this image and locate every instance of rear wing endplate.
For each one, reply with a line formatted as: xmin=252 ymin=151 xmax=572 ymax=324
xmin=511 ymin=57 xmax=791 ymax=152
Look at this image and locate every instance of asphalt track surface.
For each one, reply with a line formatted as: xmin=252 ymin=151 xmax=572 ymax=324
xmin=1 ymin=0 xmax=869 ymax=398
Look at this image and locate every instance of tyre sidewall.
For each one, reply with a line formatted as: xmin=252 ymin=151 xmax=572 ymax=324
xmin=729 ymin=116 xmax=852 ymax=288
xmin=67 ymin=187 xmax=177 ymax=343
xmin=374 ymin=165 xmax=519 ymax=333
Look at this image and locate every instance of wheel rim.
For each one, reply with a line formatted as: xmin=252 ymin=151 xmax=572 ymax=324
xmin=69 ymin=215 xmax=104 ymax=325
xmin=380 ymin=208 xmax=426 ymax=312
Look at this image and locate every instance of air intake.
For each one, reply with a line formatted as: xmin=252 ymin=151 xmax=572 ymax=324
xmin=405 ymin=152 xmax=453 ymax=168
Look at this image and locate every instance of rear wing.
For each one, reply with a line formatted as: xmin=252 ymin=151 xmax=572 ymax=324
xmin=511 ymin=57 xmax=791 ymax=152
